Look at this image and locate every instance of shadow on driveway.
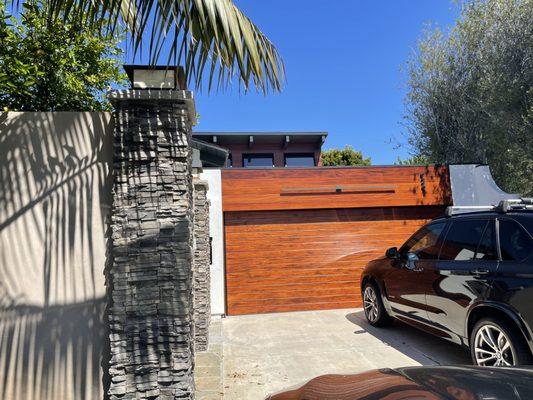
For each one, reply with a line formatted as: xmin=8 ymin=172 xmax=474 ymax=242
xmin=221 ymin=308 xmax=473 ymax=400
xmin=345 ymin=310 xmax=471 ymax=366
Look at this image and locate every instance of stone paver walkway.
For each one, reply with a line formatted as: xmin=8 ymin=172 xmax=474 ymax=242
xmin=195 ymin=318 xmax=223 ymax=400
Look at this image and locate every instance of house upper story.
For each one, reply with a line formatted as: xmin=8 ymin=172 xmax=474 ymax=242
xmin=192 ymin=131 xmax=327 ymax=168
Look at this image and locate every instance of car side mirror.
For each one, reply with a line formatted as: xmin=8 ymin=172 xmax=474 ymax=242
xmin=385 ymin=247 xmax=399 ymax=259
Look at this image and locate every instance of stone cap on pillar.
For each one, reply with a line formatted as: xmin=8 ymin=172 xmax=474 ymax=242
xmin=107 ymin=89 xmax=197 ymax=126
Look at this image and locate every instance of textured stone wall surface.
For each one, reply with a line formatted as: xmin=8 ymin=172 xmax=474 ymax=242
xmin=192 ymin=178 xmax=210 ymax=351
xmin=107 ymin=90 xmax=196 ymax=399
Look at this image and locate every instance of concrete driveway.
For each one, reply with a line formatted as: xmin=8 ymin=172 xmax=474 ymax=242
xmin=219 ymin=308 xmax=470 ymax=400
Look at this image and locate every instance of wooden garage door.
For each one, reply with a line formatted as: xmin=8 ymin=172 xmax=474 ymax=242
xmin=225 ymin=206 xmax=444 ymax=315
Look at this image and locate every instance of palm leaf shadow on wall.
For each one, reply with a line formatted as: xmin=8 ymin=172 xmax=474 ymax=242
xmin=0 ymin=112 xmax=113 ymax=399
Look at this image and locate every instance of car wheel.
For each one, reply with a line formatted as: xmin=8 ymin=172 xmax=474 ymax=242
xmin=470 ymin=317 xmax=532 ymax=367
xmin=363 ymin=282 xmax=392 ymax=327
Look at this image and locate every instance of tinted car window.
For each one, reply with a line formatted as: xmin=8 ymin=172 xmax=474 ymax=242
xmin=513 ymin=215 xmax=533 ymax=236
xmin=475 ymin=221 xmax=497 ymax=260
xmin=402 ymin=222 xmax=445 ymax=260
xmin=499 ymin=219 xmax=533 ymax=261
xmin=439 ymin=220 xmax=488 ymax=261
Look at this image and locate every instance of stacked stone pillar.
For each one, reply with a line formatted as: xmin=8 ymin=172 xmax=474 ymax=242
xmin=107 ymin=90 xmax=197 ymax=399
xmin=192 ymin=179 xmax=210 ymax=351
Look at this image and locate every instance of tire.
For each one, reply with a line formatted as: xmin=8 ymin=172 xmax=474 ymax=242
xmin=470 ymin=317 xmax=532 ymax=367
xmin=362 ymin=281 xmax=392 ymax=327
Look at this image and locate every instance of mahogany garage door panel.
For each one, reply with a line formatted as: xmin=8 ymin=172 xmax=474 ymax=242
xmin=225 ymin=206 xmax=444 ymax=315
xmin=231 ymin=300 xmax=359 ymax=316
xmin=226 ymin=273 xmax=358 ymax=289
xmin=229 ymin=282 xmax=357 ymax=301
xmin=225 ymin=222 xmax=427 ymax=238
xmin=227 ymin=266 xmax=364 ymax=282
xmin=224 ymin=206 xmax=442 ymax=224
xmin=225 ymin=230 xmax=426 ymax=252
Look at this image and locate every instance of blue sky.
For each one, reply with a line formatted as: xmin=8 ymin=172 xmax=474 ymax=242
xmin=138 ymin=1 xmax=460 ymax=165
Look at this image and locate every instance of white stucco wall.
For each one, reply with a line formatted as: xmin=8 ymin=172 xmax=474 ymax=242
xmin=199 ymin=169 xmax=225 ymax=316
xmin=0 ymin=111 xmax=113 ymax=400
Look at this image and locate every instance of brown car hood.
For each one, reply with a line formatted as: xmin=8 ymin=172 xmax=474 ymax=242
xmin=267 ymin=369 xmax=444 ymax=400
xmin=267 ymin=366 xmax=533 ymax=400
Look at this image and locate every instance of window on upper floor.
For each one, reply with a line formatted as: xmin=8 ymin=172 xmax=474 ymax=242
xmin=284 ymin=153 xmax=315 ymax=167
xmin=242 ymin=153 xmax=274 ymax=167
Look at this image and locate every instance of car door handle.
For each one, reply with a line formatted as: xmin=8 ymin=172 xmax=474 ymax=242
xmin=471 ymin=268 xmax=490 ymax=277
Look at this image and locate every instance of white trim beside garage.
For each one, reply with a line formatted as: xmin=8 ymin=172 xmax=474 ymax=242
xmin=200 ymin=169 xmax=226 ymax=316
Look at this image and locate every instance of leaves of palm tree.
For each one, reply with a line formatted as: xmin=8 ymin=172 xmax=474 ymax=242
xmin=9 ymin=0 xmax=284 ymax=92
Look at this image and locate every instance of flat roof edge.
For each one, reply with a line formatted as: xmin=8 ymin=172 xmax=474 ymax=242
xmin=193 ymin=131 xmax=328 ymax=136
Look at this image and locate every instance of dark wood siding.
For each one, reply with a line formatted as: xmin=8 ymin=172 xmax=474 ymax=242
xmin=222 ymin=166 xmax=452 ymax=315
xmin=223 ymin=142 xmax=321 ymax=168
xmin=222 ymin=165 xmax=451 ymax=212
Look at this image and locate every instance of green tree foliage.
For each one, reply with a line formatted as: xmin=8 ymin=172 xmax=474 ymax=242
xmin=395 ymin=155 xmax=430 ymax=166
xmin=405 ymin=0 xmax=533 ymax=195
xmin=0 ymin=2 xmax=126 ymax=111
xmin=321 ymin=146 xmax=371 ymax=167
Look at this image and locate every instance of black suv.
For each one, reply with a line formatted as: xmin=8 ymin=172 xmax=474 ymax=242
xmin=361 ymin=199 xmax=533 ymax=367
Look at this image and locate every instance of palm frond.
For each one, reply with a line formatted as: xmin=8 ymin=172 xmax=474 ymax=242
xmin=13 ymin=0 xmax=285 ymax=92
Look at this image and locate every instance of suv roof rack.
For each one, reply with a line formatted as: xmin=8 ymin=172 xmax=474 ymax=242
xmin=445 ymin=198 xmax=533 ymax=217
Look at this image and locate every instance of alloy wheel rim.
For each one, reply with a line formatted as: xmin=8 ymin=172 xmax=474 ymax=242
xmin=364 ymin=286 xmax=379 ymax=323
xmin=474 ymin=325 xmax=514 ymax=366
